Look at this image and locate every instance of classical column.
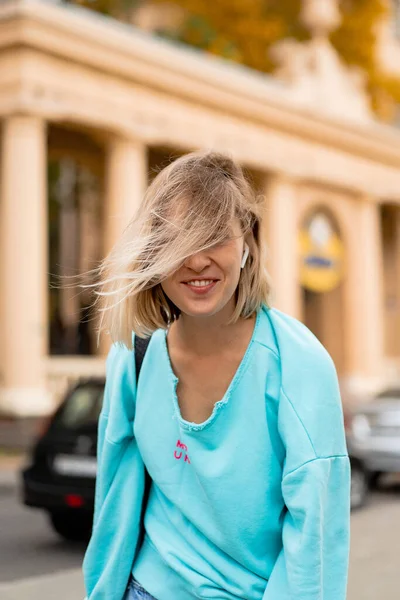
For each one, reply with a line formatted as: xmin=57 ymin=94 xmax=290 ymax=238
xmin=103 ymin=137 xmax=148 ymax=256
xmin=99 ymin=137 xmax=147 ymax=355
xmin=345 ymin=197 xmax=385 ymax=384
xmin=0 ymin=117 xmax=52 ymax=416
xmin=264 ymin=175 xmax=301 ymax=319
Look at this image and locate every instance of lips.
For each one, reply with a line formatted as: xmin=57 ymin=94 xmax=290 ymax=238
xmin=181 ymin=279 xmax=219 ymax=295
xmin=184 ymin=279 xmax=215 ymax=287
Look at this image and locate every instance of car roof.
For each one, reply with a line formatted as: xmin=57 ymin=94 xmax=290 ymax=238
xmin=70 ymin=377 xmax=105 ymax=390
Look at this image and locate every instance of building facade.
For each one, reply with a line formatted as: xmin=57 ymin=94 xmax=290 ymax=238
xmin=0 ymin=0 xmax=400 ymax=417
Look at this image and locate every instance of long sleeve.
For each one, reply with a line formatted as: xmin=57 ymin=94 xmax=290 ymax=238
xmin=91 ymin=411 xmax=108 ymax=533
xmin=263 ymin=455 xmax=351 ymax=600
xmin=264 ymin=308 xmax=351 ymax=600
xmin=83 ymin=342 xmax=146 ymax=600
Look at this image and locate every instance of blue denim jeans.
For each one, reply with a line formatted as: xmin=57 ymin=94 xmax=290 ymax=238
xmin=123 ymin=577 xmax=157 ymax=600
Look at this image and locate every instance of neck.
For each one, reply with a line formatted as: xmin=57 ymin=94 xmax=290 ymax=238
xmin=172 ymin=298 xmax=249 ymax=355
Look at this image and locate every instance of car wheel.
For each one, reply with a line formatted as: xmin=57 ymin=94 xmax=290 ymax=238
xmin=49 ymin=511 xmax=92 ymax=542
xmin=350 ymin=460 xmax=368 ymax=510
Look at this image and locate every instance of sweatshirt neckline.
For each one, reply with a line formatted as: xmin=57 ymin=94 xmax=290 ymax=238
xmin=162 ymin=308 xmax=262 ymax=432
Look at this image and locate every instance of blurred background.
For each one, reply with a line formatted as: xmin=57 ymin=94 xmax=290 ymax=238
xmin=0 ymin=0 xmax=399 ymax=598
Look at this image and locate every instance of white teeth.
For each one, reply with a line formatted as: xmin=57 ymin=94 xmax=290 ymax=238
xmin=186 ymin=280 xmax=214 ymax=287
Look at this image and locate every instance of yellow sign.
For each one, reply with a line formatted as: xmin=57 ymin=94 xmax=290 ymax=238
xmin=299 ymin=213 xmax=345 ymax=293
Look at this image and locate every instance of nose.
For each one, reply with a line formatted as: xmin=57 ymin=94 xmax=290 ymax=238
xmin=183 ymin=251 xmax=211 ymax=273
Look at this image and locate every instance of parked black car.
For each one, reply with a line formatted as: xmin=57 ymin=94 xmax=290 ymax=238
xmin=21 ymin=378 xmax=104 ymax=541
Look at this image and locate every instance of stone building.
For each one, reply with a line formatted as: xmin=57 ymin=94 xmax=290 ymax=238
xmin=0 ymin=0 xmax=400 ymax=417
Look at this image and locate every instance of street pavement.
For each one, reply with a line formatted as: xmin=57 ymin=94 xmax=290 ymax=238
xmin=347 ymin=482 xmax=400 ymax=600
xmin=0 ymin=468 xmax=399 ymax=599
xmin=0 ymin=569 xmax=84 ymax=600
xmin=0 ymin=473 xmax=86 ymax=599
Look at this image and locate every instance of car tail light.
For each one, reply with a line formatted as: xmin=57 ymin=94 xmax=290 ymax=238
xmin=65 ymin=494 xmax=85 ymax=508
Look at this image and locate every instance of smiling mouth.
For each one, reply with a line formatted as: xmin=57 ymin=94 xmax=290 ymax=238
xmin=182 ymin=279 xmax=219 ymax=293
xmin=184 ymin=279 xmax=216 ymax=287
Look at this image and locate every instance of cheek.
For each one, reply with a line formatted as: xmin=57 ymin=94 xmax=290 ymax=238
xmin=214 ymin=255 xmax=242 ymax=288
xmin=221 ymin=246 xmax=242 ymax=276
xmin=160 ymin=278 xmax=173 ymax=296
xmin=161 ymin=275 xmax=181 ymax=301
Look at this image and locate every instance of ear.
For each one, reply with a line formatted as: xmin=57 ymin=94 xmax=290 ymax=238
xmin=241 ymin=243 xmax=250 ymax=269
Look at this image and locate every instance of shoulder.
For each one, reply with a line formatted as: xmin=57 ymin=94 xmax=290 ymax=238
xmin=253 ymin=305 xmax=336 ymax=388
xmin=103 ymin=330 xmax=163 ymax=414
xmin=101 ymin=340 xmax=137 ymax=431
xmin=106 ymin=340 xmax=136 ymax=384
xmin=264 ymin=306 xmax=337 ymax=384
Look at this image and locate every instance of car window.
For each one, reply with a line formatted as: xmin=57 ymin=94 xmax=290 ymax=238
xmin=54 ymin=384 xmax=104 ymax=429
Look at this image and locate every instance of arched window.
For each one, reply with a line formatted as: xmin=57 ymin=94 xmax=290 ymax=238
xmin=299 ymin=208 xmax=344 ymax=295
xmin=299 ymin=207 xmax=346 ymax=375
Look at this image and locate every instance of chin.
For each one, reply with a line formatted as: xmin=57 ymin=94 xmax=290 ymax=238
xmin=179 ymin=301 xmax=221 ymax=319
xmin=176 ymin=293 xmax=233 ymax=319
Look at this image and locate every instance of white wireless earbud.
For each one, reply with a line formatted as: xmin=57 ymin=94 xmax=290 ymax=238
xmin=241 ymin=243 xmax=250 ymax=269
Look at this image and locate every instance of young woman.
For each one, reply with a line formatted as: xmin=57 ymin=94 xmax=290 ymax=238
xmin=83 ymin=152 xmax=350 ymax=600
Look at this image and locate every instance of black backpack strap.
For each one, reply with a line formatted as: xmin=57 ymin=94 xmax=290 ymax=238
xmin=134 ymin=334 xmax=152 ymax=555
xmin=134 ymin=336 xmax=151 ymax=385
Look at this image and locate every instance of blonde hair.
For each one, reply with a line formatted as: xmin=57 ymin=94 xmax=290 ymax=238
xmin=95 ymin=151 xmax=272 ymax=347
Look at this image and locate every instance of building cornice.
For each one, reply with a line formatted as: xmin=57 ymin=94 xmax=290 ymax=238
xmin=1 ymin=0 xmax=400 ymax=176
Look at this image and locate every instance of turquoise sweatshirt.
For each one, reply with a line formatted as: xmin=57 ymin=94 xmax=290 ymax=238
xmin=83 ymin=306 xmax=350 ymax=600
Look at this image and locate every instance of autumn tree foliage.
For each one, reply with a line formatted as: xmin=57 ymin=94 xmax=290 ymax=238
xmin=72 ymin=0 xmax=400 ymax=119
